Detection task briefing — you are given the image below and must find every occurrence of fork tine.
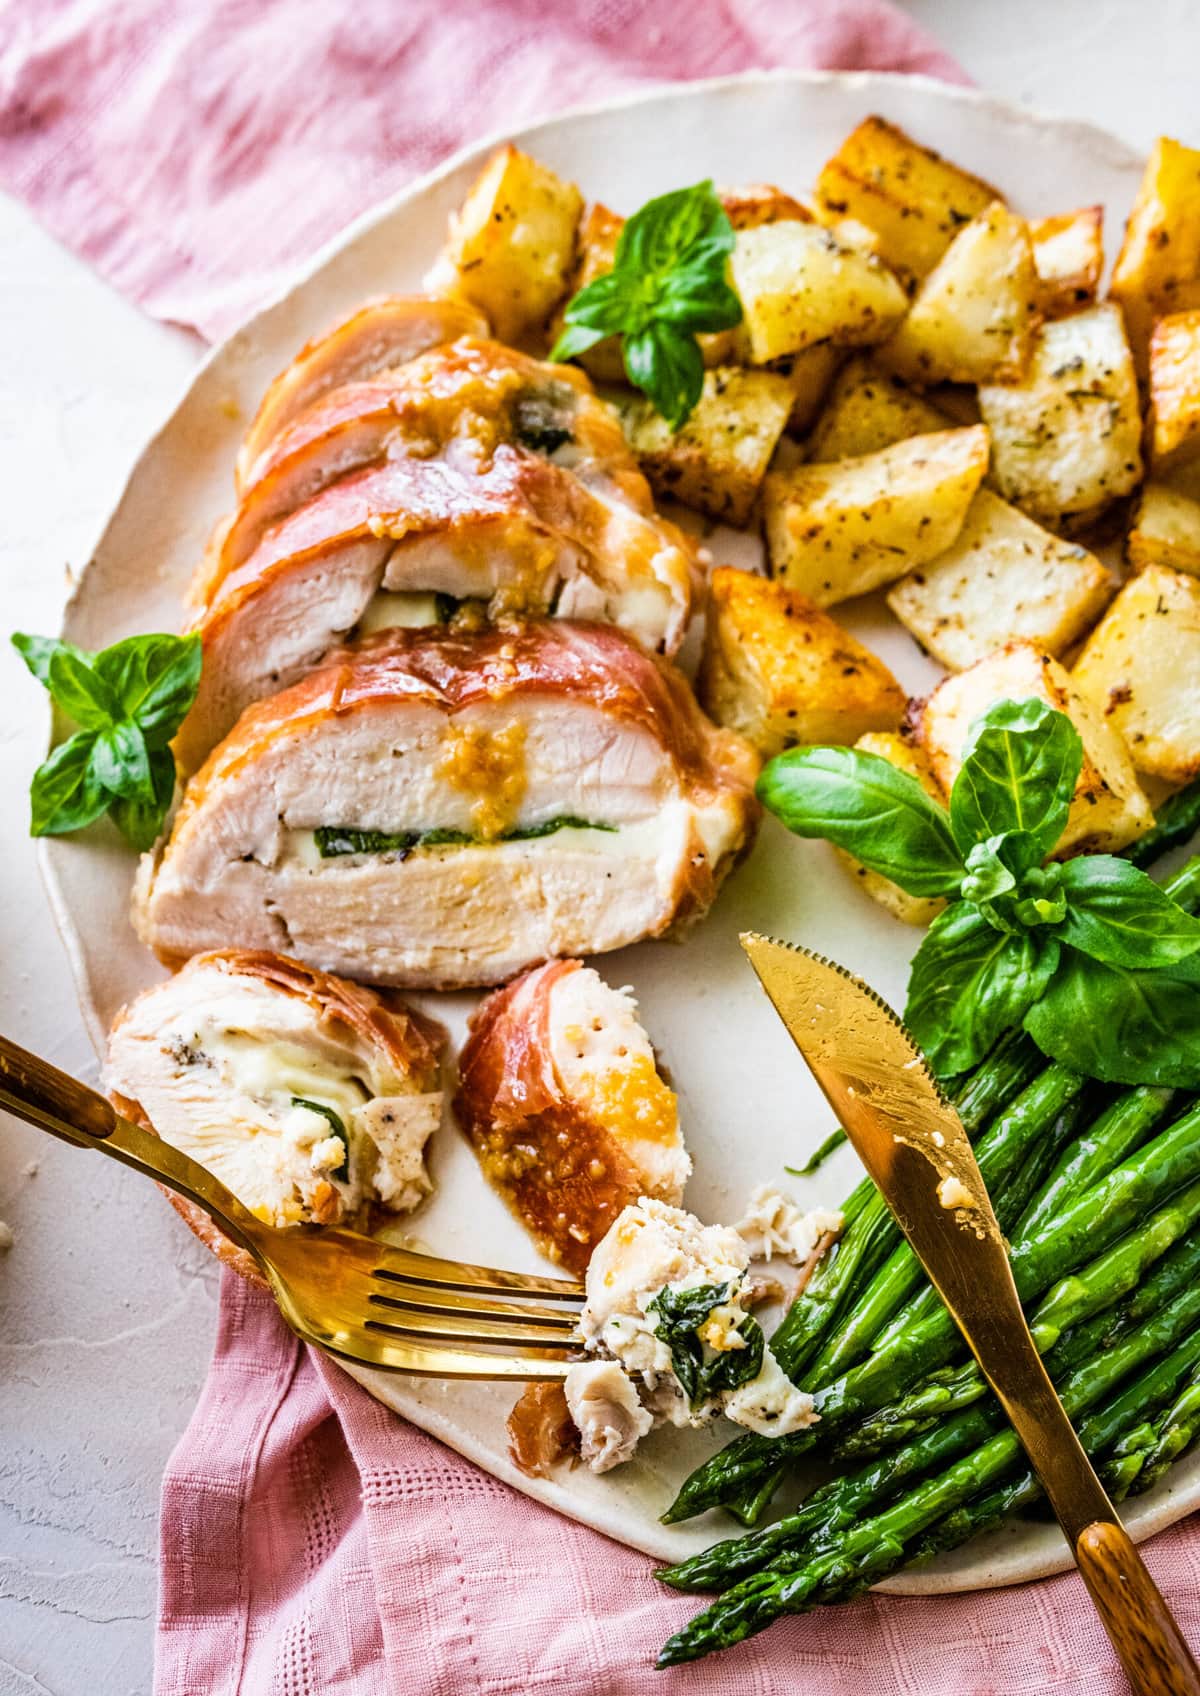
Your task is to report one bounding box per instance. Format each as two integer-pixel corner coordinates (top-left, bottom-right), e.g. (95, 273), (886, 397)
(369, 1286), (580, 1326)
(365, 1305), (582, 1349)
(367, 1240), (584, 1300)
(315, 1328), (575, 1380)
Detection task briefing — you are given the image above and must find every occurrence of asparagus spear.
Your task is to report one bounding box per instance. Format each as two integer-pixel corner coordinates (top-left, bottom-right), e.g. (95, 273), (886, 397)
(1128, 1371), (1200, 1495)
(661, 1215), (1200, 1591)
(659, 1296), (1200, 1663)
(664, 1097), (1200, 1522)
(835, 1176), (1200, 1461)
(1126, 778), (1200, 870)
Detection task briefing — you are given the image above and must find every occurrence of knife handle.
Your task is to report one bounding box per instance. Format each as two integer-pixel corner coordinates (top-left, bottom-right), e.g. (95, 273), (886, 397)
(1075, 1520), (1200, 1696)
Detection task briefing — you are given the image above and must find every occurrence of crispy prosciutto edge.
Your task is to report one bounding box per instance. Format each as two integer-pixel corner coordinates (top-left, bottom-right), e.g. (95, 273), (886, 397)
(107, 949), (445, 1283)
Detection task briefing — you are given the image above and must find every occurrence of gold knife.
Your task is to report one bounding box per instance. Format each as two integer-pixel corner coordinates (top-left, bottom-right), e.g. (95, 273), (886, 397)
(741, 932), (1200, 1696)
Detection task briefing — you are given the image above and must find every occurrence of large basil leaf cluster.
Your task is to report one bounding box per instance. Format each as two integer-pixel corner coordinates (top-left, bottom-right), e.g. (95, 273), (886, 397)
(13, 631), (201, 851)
(759, 699), (1200, 1086)
(552, 181), (743, 430)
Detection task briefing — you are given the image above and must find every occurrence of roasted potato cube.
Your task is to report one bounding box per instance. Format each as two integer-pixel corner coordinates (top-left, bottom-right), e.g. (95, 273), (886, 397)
(770, 343), (843, 436)
(916, 640), (1154, 855)
(432, 145), (583, 345)
(832, 733), (949, 924)
(720, 185), (813, 230)
(1110, 136), (1200, 372)
(1127, 482), (1200, 577)
(619, 368), (794, 526)
(888, 489), (1113, 671)
(699, 566), (905, 757)
(762, 425), (989, 606)
(1148, 310), (1200, 473)
(978, 304), (1143, 532)
(1031, 206), (1104, 319)
(730, 221), (908, 363)
(1073, 564), (1200, 786)
(814, 117), (999, 284)
(806, 356), (948, 461)
(881, 203), (1039, 387)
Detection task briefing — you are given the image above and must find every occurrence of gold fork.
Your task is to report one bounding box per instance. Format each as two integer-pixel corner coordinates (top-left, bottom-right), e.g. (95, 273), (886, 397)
(0, 1032), (583, 1378)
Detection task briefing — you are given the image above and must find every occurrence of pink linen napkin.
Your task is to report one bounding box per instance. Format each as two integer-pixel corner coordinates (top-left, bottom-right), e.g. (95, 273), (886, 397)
(0, 0), (964, 341)
(162, 1272), (1200, 1696)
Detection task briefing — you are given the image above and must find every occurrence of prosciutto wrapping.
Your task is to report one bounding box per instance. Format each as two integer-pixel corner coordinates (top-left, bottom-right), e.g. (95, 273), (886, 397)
(137, 622), (761, 991)
(455, 959), (691, 1273)
(105, 950), (445, 1280)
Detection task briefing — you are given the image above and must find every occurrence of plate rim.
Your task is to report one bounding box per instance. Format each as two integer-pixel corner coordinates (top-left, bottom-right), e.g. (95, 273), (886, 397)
(39, 66), (1190, 1598)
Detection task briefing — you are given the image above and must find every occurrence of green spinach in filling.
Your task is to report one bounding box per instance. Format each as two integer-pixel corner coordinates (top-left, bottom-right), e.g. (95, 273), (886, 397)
(313, 816), (615, 860)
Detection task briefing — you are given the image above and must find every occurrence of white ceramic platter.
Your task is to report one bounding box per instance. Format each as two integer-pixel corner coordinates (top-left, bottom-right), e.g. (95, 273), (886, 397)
(41, 69), (1200, 1591)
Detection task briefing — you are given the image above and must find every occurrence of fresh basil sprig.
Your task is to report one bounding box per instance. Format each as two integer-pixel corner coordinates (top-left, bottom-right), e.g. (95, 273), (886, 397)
(647, 1282), (765, 1407)
(551, 181), (743, 430)
(759, 697), (1200, 1086)
(13, 630), (201, 851)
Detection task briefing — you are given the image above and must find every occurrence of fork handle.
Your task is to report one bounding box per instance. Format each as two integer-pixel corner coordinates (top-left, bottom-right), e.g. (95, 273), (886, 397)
(0, 1031), (262, 1259)
(1075, 1521), (1200, 1696)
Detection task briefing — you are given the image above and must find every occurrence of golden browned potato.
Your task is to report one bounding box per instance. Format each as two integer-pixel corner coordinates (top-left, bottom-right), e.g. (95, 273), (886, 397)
(619, 368), (794, 526)
(806, 357), (948, 462)
(1073, 563), (1200, 787)
(832, 733), (949, 925)
(916, 640), (1154, 855)
(881, 202), (1040, 387)
(1030, 206), (1104, 319)
(1148, 310), (1200, 473)
(888, 490), (1113, 671)
(431, 145), (583, 344)
(730, 221), (908, 363)
(813, 116), (999, 285)
(770, 343), (844, 436)
(719, 184), (813, 230)
(1110, 136), (1200, 372)
(977, 304), (1143, 532)
(762, 425), (989, 606)
(1127, 482), (1200, 577)
(699, 567), (906, 758)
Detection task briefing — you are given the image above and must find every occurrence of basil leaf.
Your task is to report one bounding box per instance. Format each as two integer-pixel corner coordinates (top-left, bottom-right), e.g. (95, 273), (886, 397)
(108, 745), (177, 851)
(552, 180), (741, 429)
(12, 632), (65, 687)
(28, 732), (110, 837)
(626, 323), (705, 433)
(89, 720), (152, 799)
(905, 902), (1058, 1077)
(1025, 948), (1200, 1087)
(616, 181), (733, 276)
(290, 1097), (350, 1182)
(549, 322), (610, 363)
(47, 644), (119, 729)
(950, 699), (1082, 859)
(94, 632), (203, 745)
(758, 746), (964, 898)
(1057, 856), (1200, 968)
(648, 1282), (730, 1404)
(702, 1314), (765, 1398)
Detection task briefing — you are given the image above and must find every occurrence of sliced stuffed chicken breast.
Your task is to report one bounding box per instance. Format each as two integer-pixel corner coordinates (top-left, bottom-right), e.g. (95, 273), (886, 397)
(455, 959), (691, 1273)
(105, 950), (445, 1281)
(138, 623), (760, 991)
(218, 338), (647, 581)
(235, 295), (488, 491)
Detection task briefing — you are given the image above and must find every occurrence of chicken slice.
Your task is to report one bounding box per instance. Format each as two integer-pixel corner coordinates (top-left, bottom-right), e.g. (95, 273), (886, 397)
(105, 949), (445, 1280)
(139, 622), (761, 991)
(456, 960), (691, 1273)
(178, 445), (700, 768)
(563, 1360), (654, 1473)
(235, 295), (487, 490)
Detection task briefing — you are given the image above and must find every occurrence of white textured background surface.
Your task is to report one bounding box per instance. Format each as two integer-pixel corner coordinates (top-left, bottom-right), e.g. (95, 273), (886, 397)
(0, 5), (1197, 1690)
